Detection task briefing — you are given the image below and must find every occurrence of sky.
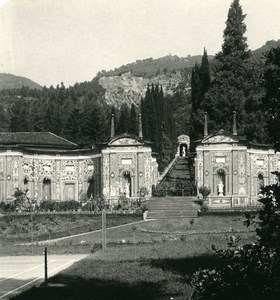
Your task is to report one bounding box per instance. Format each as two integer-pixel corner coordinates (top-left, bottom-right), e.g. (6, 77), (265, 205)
(0, 0), (280, 87)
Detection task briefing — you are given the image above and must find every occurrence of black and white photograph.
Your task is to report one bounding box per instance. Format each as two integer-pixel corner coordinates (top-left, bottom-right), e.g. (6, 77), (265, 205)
(0, 0), (280, 299)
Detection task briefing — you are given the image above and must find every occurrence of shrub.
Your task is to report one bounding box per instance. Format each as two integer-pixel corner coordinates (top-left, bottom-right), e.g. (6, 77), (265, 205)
(198, 185), (211, 199)
(0, 201), (16, 213)
(191, 177), (280, 300)
(38, 200), (80, 212)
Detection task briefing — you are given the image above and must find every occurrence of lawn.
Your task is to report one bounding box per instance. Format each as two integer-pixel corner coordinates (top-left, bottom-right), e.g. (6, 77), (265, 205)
(0, 212), (143, 255)
(8, 214), (258, 299)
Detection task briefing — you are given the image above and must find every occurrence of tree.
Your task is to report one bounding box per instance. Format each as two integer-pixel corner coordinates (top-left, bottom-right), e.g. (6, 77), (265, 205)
(190, 49), (211, 140)
(200, 48), (211, 95)
(117, 103), (130, 135)
(263, 47), (280, 151)
(9, 99), (30, 132)
(65, 106), (85, 144)
(201, 0), (253, 135)
(140, 84), (176, 171)
(0, 104), (10, 131)
(129, 103), (138, 135)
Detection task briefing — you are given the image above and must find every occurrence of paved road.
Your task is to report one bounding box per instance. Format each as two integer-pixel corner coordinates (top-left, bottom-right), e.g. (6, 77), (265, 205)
(0, 254), (88, 299)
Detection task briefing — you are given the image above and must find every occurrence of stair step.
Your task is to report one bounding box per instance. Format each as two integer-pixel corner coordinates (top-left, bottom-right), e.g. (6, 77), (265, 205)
(146, 196), (198, 219)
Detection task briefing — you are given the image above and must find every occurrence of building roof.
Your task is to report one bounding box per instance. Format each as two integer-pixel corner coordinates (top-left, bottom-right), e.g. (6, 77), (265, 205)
(0, 132), (77, 148)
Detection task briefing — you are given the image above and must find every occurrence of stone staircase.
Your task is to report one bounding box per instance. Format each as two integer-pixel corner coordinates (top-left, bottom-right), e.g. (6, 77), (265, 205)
(165, 157), (192, 182)
(145, 196), (198, 219)
(155, 156), (196, 196)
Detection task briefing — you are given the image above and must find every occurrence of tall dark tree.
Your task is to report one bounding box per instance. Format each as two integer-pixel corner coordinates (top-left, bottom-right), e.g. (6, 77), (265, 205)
(117, 103), (130, 135)
(190, 49), (211, 140)
(200, 48), (211, 95)
(65, 105), (85, 144)
(191, 63), (203, 112)
(201, 0), (252, 135)
(9, 99), (30, 132)
(0, 104), (10, 131)
(129, 103), (138, 135)
(263, 47), (280, 150)
(28, 100), (46, 132)
(140, 84), (176, 171)
(141, 91), (150, 140)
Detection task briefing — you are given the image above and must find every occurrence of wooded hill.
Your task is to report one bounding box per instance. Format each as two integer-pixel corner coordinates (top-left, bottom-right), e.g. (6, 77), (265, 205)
(0, 73), (42, 90)
(0, 22), (280, 170)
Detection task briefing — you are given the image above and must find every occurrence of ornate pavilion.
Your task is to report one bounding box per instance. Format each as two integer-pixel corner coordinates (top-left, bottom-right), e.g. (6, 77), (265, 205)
(0, 114), (158, 203)
(195, 112), (280, 207)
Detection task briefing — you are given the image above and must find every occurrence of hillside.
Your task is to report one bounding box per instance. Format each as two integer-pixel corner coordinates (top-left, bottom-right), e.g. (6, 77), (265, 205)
(96, 40), (280, 107)
(98, 70), (189, 106)
(98, 54), (214, 78)
(96, 54), (213, 106)
(0, 73), (42, 90)
(251, 39), (280, 62)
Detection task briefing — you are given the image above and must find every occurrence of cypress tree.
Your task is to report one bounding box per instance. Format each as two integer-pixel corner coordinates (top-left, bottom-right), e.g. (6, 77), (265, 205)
(202, 0), (253, 134)
(263, 47), (280, 150)
(129, 103), (138, 135)
(191, 63), (203, 112)
(117, 103), (130, 135)
(140, 96), (149, 140)
(190, 49), (211, 140)
(200, 48), (211, 95)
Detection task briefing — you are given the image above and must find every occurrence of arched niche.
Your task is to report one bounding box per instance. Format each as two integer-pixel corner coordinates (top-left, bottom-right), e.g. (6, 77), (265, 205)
(42, 177), (51, 201)
(177, 135), (190, 157)
(257, 172), (264, 194)
(87, 176), (95, 199)
(121, 170), (132, 198)
(216, 168), (226, 196)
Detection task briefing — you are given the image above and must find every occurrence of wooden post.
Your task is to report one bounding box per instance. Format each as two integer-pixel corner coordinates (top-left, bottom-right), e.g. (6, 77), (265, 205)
(44, 247), (48, 285)
(102, 209), (106, 252)
(31, 210), (34, 255)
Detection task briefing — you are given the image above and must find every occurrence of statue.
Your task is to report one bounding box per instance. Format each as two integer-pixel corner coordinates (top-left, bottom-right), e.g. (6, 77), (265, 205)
(218, 181), (224, 196)
(25, 189), (30, 200)
(182, 146), (186, 157)
(125, 183), (130, 198)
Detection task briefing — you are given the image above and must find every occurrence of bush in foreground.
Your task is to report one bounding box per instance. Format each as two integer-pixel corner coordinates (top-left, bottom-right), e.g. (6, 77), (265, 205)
(191, 179), (280, 300)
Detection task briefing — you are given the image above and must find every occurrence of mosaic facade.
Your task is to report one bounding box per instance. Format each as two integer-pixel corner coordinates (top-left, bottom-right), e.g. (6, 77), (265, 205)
(196, 131), (280, 208)
(0, 133), (158, 203)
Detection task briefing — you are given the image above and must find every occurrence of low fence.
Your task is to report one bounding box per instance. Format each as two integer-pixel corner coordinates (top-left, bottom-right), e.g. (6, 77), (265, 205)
(200, 205), (262, 216)
(152, 188), (197, 197)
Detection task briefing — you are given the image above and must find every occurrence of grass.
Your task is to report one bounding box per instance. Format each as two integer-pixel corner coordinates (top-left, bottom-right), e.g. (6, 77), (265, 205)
(0, 214), (256, 256)
(5, 214), (258, 299)
(0, 212), (142, 254)
(11, 234), (255, 300)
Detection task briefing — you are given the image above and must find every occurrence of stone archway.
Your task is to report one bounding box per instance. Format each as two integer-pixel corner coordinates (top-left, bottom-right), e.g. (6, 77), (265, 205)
(179, 143), (188, 157)
(177, 135), (190, 157)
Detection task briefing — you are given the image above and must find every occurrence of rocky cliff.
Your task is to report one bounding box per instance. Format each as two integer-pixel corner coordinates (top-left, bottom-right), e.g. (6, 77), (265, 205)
(98, 71), (190, 106)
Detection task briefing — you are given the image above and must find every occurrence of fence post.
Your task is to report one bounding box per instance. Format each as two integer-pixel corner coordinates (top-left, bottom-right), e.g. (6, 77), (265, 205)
(31, 210), (34, 255)
(102, 209), (106, 252)
(44, 247), (48, 285)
